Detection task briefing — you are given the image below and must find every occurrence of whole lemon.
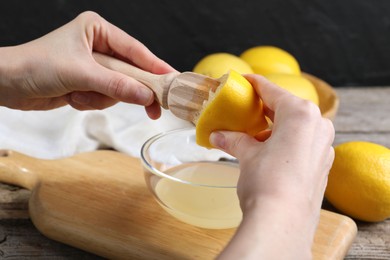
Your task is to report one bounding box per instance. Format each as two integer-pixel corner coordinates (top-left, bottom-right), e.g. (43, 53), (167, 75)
(193, 53), (253, 79)
(325, 141), (390, 222)
(265, 73), (319, 106)
(195, 70), (268, 148)
(240, 46), (301, 76)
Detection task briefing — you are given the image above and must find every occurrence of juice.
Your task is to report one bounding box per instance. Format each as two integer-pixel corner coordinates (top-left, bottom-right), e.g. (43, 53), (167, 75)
(154, 161), (242, 229)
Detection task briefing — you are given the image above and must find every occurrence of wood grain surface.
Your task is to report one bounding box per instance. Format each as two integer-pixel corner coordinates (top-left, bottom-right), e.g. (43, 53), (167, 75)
(1, 87), (389, 259)
(0, 149), (356, 260)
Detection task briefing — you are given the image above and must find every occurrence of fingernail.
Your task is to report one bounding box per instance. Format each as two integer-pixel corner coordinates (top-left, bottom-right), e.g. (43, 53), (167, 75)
(210, 132), (226, 149)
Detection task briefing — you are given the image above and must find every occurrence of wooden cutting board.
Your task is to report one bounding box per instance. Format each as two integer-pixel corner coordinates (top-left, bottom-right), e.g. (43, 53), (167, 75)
(0, 149), (357, 259)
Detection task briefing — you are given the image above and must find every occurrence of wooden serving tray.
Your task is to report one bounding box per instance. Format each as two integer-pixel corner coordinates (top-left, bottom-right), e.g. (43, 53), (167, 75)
(303, 72), (339, 121)
(0, 149), (357, 259)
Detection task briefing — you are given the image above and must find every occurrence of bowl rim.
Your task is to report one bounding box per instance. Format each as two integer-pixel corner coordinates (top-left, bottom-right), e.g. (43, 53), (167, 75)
(140, 127), (238, 188)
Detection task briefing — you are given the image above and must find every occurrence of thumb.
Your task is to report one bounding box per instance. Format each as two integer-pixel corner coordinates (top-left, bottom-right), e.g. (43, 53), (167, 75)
(209, 131), (258, 158)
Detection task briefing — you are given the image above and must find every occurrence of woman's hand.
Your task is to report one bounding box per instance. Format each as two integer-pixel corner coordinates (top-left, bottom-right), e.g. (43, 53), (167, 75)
(212, 74), (335, 259)
(0, 11), (175, 119)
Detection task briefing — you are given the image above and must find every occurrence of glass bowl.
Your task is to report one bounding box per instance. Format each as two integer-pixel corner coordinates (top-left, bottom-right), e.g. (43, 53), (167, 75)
(141, 127), (242, 229)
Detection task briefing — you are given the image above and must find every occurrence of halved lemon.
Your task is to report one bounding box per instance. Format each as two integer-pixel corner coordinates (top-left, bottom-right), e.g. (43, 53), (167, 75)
(194, 70), (268, 148)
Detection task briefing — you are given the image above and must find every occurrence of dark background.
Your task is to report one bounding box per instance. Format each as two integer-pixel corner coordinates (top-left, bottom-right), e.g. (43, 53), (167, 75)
(1, 0), (390, 87)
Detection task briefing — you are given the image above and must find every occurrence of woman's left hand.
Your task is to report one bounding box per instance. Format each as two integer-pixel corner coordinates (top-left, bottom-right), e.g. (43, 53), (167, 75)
(0, 11), (175, 119)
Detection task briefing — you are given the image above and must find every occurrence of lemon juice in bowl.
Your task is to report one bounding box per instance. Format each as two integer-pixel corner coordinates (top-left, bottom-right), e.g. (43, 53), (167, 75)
(141, 128), (242, 229)
(153, 161), (241, 229)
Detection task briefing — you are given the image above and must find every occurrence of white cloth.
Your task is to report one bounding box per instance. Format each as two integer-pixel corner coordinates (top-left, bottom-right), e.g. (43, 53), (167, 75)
(0, 103), (192, 159)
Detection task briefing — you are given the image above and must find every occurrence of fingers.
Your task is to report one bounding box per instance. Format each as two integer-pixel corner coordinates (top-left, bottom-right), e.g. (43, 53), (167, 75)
(82, 11), (175, 74)
(324, 118), (336, 145)
(254, 129), (272, 142)
(66, 91), (162, 119)
(106, 29), (175, 74)
(81, 62), (155, 106)
(245, 74), (295, 115)
(66, 91), (118, 110)
(144, 101), (162, 120)
(84, 60), (168, 119)
(56, 11), (175, 115)
(210, 131), (259, 158)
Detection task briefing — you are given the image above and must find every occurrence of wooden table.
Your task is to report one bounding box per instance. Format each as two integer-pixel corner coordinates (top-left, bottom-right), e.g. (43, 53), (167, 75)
(1, 87), (389, 259)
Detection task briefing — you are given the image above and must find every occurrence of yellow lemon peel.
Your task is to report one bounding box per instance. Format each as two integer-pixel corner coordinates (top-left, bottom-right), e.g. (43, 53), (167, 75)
(240, 45), (301, 76)
(326, 141), (390, 222)
(195, 70), (268, 148)
(193, 53), (253, 79)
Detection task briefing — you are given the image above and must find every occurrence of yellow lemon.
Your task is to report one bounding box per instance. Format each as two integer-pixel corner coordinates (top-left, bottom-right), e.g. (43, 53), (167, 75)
(240, 46), (301, 76)
(265, 73), (319, 106)
(194, 70), (268, 148)
(193, 53), (253, 79)
(325, 141), (390, 222)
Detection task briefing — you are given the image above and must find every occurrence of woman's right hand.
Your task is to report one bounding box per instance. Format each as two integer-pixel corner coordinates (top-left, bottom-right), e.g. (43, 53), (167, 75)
(212, 74), (335, 260)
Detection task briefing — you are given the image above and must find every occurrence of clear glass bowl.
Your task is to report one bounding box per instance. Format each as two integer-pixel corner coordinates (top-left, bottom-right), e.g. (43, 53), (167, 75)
(141, 127), (242, 229)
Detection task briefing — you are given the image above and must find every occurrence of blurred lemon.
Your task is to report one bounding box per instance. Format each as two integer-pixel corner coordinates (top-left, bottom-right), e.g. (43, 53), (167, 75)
(193, 53), (253, 79)
(325, 141), (390, 222)
(240, 46), (301, 76)
(265, 73), (319, 106)
(195, 70), (268, 148)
